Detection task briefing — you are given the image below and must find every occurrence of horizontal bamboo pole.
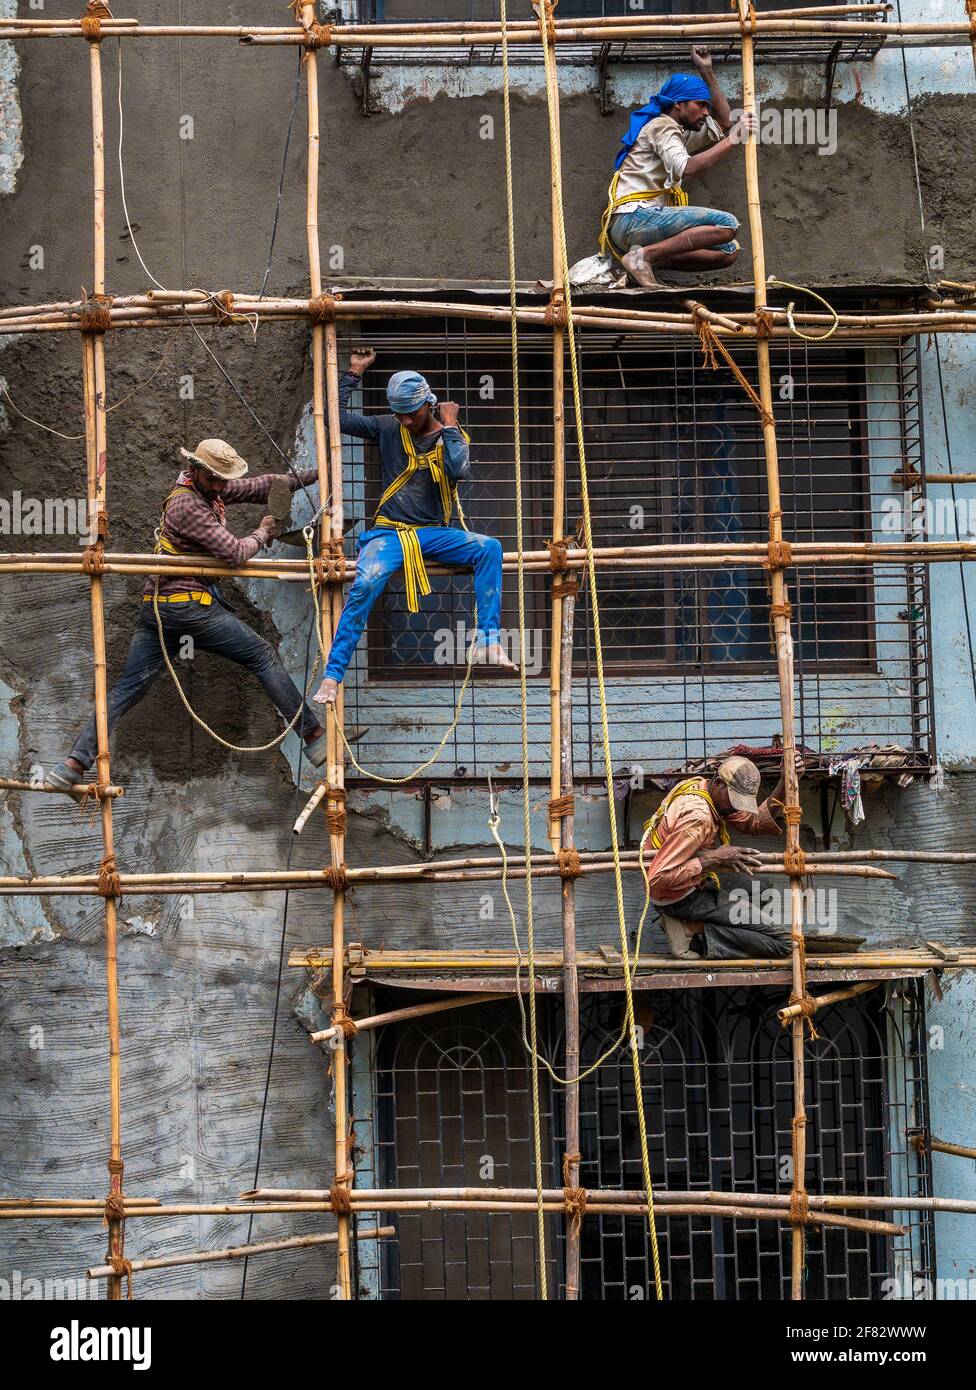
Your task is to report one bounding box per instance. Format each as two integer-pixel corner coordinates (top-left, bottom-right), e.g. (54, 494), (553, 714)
(777, 979), (879, 1024)
(309, 991), (507, 1044)
(290, 947), (976, 971)
(85, 1225), (394, 1280)
(245, 1184), (976, 1217)
(0, 776), (122, 797)
(911, 1134), (976, 1162)
(0, 1196), (159, 1208)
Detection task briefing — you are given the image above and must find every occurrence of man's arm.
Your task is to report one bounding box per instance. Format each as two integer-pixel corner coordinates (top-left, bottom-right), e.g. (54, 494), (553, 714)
(339, 347), (381, 441)
(165, 491), (277, 567)
(436, 401), (471, 484)
(222, 467), (319, 505)
(691, 45), (731, 131)
(643, 813), (715, 900)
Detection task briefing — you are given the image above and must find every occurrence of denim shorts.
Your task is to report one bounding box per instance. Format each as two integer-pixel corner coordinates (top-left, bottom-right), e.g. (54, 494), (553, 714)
(610, 203), (740, 256)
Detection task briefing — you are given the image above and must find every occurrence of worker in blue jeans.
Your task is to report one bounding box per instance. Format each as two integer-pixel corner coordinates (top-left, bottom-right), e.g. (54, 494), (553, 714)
(313, 347), (515, 708)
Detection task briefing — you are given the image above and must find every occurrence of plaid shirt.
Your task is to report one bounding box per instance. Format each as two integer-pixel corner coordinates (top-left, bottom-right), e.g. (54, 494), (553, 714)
(144, 468), (319, 598)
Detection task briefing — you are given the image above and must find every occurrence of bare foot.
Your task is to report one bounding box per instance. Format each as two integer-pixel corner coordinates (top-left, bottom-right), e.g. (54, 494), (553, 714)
(313, 677), (338, 705)
(473, 643), (518, 673)
(622, 247), (660, 288)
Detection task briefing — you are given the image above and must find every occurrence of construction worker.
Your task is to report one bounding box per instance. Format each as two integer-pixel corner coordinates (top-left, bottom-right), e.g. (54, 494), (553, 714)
(46, 439), (334, 796)
(313, 347), (515, 707)
(642, 751), (804, 959)
(600, 46), (755, 287)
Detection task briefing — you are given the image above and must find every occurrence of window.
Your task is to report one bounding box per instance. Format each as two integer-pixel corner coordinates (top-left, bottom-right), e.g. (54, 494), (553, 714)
(346, 324), (880, 680)
(371, 984), (934, 1300)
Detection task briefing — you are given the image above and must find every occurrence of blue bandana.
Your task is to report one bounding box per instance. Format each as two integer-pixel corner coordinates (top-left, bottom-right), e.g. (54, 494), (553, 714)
(386, 370), (437, 414)
(614, 73), (712, 170)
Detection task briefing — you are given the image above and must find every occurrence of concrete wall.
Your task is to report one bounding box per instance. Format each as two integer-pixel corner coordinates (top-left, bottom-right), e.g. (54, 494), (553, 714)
(1, 1), (975, 1299)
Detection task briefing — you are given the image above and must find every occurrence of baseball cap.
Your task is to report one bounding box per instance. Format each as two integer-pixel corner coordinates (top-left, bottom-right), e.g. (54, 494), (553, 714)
(716, 755), (762, 813)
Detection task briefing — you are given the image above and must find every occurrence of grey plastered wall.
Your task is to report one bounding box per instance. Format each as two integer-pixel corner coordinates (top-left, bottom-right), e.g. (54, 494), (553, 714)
(1, 1), (976, 1300)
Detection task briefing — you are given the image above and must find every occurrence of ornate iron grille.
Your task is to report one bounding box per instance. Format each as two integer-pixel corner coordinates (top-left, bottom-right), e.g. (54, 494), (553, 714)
(367, 982), (933, 1300)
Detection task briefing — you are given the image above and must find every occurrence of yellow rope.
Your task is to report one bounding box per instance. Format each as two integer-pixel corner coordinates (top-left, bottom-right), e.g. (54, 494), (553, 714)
(151, 528), (323, 753)
(490, 805), (655, 1087)
(767, 275), (839, 342)
(499, 0), (548, 1299)
(535, 0), (663, 1301)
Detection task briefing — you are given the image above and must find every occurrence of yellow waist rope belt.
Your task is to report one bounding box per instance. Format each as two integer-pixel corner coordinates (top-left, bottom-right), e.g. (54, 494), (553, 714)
(374, 423), (471, 613)
(643, 777), (730, 892)
(151, 483), (220, 606)
(598, 170), (689, 262)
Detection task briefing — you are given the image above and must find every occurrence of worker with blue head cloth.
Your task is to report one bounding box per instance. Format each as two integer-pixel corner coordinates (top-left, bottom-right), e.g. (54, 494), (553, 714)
(599, 47), (756, 287)
(313, 347), (516, 709)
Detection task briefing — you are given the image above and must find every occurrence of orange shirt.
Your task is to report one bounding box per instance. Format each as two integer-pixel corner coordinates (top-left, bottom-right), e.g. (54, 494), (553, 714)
(642, 777), (783, 904)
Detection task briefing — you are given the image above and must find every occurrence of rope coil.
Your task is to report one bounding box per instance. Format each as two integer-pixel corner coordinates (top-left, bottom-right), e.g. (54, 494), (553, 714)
(309, 293), (338, 324)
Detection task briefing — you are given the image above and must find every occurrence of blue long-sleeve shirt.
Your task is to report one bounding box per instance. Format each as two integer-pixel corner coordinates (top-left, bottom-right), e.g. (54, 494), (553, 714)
(339, 370), (471, 528)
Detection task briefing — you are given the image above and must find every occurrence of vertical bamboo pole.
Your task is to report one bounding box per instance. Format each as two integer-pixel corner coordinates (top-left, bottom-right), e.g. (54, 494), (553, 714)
(83, 13), (124, 1302)
(559, 591), (581, 1299)
(535, 0), (581, 1298)
(301, 3), (351, 1300)
(736, 0), (807, 1300)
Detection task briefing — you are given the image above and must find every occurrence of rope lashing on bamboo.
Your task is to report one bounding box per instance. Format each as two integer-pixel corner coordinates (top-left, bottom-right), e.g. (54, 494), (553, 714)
(325, 787), (347, 838)
(103, 1193), (126, 1225)
(81, 1), (111, 42)
(692, 305), (774, 427)
(303, 22), (332, 48)
(107, 1157), (124, 1176)
(769, 602), (792, 620)
(543, 0), (558, 45)
(548, 792), (574, 821)
(562, 1152), (587, 1235)
(782, 803), (803, 827)
(98, 853), (122, 899)
(81, 545), (107, 576)
(79, 295), (113, 333)
(766, 539), (793, 570)
(544, 298), (568, 329)
(309, 293), (338, 324)
(558, 848), (582, 880)
(331, 1004), (358, 1040)
(733, 0), (758, 36)
(329, 1184), (353, 1214)
(767, 275), (840, 342)
(546, 536), (579, 598)
(754, 307), (775, 339)
(109, 1256), (135, 1299)
(789, 1189), (811, 1226)
(314, 538), (346, 586)
(783, 839), (805, 872)
(323, 864), (348, 892)
(213, 291), (237, 327)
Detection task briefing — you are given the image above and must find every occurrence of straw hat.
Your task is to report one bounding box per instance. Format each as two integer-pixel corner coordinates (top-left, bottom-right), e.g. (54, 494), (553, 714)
(179, 439), (249, 479)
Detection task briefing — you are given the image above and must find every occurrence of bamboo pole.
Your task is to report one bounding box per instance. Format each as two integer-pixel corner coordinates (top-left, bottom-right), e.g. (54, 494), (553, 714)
(736, 0), (807, 1300)
(85, 1226), (395, 1280)
(559, 586), (582, 1299)
(81, 17), (125, 1304)
(293, 781), (328, 835)
(0, 776), (123, 797)
(911, 1133), (976, 1162)
(776, 979), (879, 1025)
(309, 991), (502, 1044)
(299, 1), (352, 1302)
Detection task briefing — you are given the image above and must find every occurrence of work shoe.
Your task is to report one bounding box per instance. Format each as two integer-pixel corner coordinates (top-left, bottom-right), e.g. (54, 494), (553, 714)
(303, 726), (368, 767)
(45, 762), (84, 800)
(622, 247), (661, 288)
(472, 642), (518, 673)
(657, 913), (700, 961)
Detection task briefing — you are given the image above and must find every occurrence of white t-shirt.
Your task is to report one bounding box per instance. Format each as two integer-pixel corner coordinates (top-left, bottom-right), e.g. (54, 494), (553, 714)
(614, 112), (724, 211)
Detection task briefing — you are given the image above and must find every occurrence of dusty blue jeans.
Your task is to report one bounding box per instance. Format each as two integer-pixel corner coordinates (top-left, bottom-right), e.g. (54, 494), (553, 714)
(324, 525), (503, 683)
(610, 203), (740, 256)
(69, 598), (320, 769)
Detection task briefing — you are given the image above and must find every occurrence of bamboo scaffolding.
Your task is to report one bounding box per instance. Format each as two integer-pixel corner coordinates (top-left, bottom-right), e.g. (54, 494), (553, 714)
(776, 979), (879, 1025)
(85, 1226), (394, 1281)
(911, 1134), (976, 1162)
(0, 776), (122, 797)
